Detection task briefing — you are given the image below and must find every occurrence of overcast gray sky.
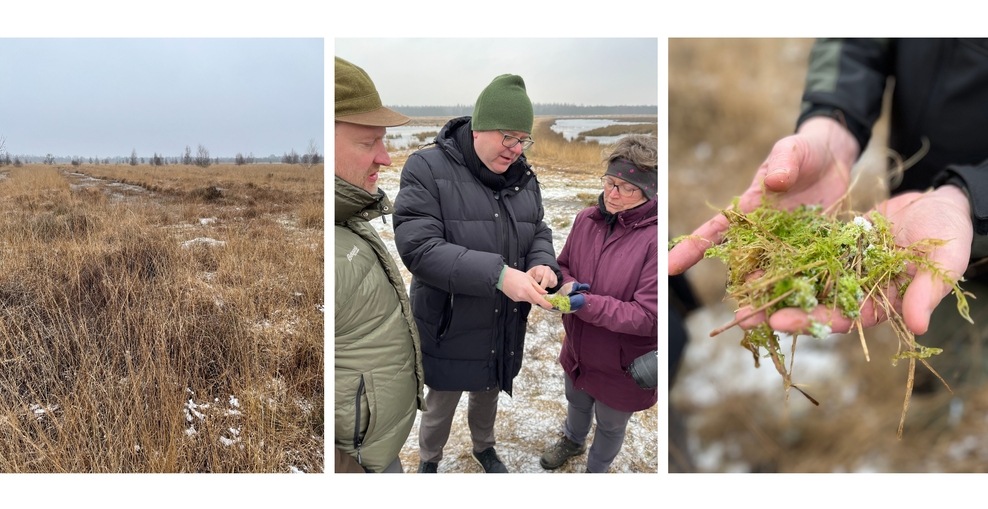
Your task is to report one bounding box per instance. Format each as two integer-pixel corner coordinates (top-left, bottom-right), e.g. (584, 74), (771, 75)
(0, 38), (323, 158)
(335, 38), (657, 107)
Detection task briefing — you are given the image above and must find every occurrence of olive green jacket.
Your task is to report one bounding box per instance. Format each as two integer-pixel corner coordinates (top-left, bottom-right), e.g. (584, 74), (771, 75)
(335, 175), (425, 473)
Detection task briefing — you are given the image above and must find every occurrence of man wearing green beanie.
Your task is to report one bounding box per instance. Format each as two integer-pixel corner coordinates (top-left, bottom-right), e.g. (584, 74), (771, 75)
(393, 74), (562, 473)
(334, 56), (426, 474)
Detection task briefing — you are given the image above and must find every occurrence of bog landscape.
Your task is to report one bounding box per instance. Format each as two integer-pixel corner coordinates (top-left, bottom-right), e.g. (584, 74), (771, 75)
(0, 140), (324, 472)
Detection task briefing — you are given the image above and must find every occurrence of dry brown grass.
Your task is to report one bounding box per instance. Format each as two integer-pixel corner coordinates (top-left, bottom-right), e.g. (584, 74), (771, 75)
(0, 163), (323, 472)
(526, 118), (612, 174)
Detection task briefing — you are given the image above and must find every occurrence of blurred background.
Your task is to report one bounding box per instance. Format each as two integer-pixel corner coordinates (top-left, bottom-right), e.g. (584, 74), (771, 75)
(668, 38), (988, 473)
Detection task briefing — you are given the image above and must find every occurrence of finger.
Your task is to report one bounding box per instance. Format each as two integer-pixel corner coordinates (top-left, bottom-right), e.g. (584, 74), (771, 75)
(531, 288), (552, 309)
(762, 135), (810, 193)
(539, 274), (551, 290)
(669, 214), (728, 275)
(529, 279), (548, 295)
(768, 306), (854, 335)
(735, 306), (767, 330)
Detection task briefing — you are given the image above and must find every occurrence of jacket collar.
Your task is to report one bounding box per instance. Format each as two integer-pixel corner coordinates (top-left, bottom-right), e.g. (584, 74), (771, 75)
(590, 196), (658, 229)
(436, 115), (534, 190)
(335, 175), (393, 224)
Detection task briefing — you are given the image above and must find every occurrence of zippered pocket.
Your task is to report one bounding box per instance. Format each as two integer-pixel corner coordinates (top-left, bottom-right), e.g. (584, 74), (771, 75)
(353, 375), (366, 465)
(436, 293), (454, 343)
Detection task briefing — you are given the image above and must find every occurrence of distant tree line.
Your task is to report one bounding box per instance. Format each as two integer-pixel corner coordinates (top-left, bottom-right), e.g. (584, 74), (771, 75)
(388, 102), (658, 117)
(2, 139), (323, 168)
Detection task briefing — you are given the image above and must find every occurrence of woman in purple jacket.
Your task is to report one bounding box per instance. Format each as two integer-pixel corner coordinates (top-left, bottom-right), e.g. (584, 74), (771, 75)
(539, 134), (659, 473)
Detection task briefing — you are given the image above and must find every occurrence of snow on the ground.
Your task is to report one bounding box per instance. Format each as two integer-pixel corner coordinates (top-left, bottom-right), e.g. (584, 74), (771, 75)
(181, 237), (226, 249)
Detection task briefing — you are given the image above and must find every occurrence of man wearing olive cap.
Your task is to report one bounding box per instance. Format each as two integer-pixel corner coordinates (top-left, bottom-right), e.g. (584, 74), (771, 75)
(334, 56), (425, 473)
(393, 74), (562, 473)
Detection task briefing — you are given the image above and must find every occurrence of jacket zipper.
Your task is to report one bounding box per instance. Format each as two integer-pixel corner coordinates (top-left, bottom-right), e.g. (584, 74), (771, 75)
(354, 375), (365, 464)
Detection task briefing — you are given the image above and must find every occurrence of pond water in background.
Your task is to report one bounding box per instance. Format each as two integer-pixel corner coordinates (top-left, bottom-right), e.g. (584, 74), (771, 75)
(550, 118), (650, 144)
(385, 125), (440, 150)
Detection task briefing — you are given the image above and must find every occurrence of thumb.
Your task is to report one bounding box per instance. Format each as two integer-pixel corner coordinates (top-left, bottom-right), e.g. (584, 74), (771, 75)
(762, 135), (811, 193)
(901, 269), (949, 336)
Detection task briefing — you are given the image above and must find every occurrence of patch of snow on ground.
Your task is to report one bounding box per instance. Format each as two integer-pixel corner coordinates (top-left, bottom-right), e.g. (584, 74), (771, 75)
(182, 237), (226, 249)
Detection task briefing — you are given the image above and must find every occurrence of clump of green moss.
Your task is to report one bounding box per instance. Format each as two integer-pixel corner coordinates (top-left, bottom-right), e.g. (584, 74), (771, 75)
(676, 195), (974, 437)
(545, 294), (570, 312)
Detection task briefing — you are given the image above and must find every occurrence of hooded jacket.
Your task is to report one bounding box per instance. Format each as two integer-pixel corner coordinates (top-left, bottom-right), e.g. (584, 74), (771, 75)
(558, 197), (658, 413)
(393, 116), (560, 395)
(334, 175), (425, 473)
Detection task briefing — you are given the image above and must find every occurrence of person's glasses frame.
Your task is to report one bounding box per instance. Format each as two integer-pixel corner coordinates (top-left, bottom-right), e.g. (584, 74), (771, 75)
(499, 130), (535, 151)
(600, 176), (641, 198)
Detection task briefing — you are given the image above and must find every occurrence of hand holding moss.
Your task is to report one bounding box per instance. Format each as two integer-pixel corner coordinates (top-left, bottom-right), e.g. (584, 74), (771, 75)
(546, 293), (586, 313)
(768, 186), (973, 336)
(546, 282), (589, 313)
(699, 185), (973, 433)
(669, 117), (860, 276)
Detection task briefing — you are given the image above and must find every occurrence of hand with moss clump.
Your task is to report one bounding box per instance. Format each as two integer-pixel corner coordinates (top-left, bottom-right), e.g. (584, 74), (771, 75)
(670, 117), (860, 276)
(546, 282), (589, 313)
(767, 186), (973, 336)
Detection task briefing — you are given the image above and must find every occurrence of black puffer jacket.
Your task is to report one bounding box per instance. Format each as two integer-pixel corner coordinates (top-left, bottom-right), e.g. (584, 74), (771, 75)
(393, 116), (560, 395)
(797, 38), (988, 202)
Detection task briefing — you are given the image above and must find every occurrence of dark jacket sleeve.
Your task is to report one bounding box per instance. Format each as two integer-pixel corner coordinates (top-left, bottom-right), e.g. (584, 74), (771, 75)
(394, 154), (504, 297)
(335, 447), (367, 473)
(933, 157), (988, 237)
(522, 184), (563, 294)
(796, 38), (893, 153)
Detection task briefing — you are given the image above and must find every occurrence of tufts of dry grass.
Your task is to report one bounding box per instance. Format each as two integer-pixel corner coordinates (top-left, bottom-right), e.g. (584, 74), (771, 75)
(526, 118), (611, 174)
(0, 163), (323, 472)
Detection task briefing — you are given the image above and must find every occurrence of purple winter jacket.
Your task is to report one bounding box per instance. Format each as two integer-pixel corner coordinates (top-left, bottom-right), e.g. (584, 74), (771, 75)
(558, 197), (658, 413)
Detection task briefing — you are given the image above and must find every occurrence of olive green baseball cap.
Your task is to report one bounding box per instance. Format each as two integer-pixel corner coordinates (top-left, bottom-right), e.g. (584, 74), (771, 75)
(335, 57), (410, 127)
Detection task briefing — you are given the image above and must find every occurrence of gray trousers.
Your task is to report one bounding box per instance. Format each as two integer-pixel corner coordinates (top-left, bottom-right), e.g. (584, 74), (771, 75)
(418, 387), (499, 463)
(380, 455), (403, 473)
(564, 374), (634, 473)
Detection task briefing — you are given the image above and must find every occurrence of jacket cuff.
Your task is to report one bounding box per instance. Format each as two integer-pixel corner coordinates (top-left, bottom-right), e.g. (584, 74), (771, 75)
(933, 161), (988, 258)
(796, 106), (869, 159)
(496, 265), (508, 291)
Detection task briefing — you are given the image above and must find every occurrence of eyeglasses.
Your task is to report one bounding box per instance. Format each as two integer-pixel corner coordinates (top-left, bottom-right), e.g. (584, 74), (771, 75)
(499, 130), (535, 151)
(601, 176), (641, 198)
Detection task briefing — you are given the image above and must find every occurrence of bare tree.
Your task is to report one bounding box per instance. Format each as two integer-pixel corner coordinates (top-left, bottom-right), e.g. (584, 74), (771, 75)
(194, 144), (211, 168)
(13, 157), (22, 167)
(0, 136), (6, 167)
(150, 152), (164, 166)
(235, 152), (246, 166)
(183, 146), (193, 165)
(130, 149), (138, 166)
(303, 138), (322, 169)
(43, 154), (56, 165)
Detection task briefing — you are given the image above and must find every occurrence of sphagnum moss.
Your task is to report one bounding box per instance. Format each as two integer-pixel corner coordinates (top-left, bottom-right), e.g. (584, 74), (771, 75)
(545, 294), (571, 312)
(672, 196), (973, 437)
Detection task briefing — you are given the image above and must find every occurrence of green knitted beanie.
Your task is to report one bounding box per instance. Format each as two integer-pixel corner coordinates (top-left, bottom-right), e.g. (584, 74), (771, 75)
(472, 74), (534, 133)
